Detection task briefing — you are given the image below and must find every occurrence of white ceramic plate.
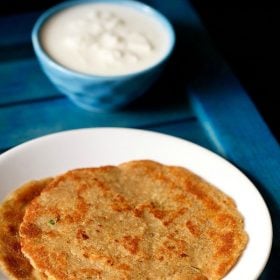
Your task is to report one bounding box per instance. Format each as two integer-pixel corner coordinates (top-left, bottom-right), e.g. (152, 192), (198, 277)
(0, 127), (272, 280)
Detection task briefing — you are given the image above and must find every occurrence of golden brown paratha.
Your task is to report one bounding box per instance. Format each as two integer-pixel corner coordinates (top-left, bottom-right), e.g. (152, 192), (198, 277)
(19, 160), (248, 280)
(0, 179), (52, 280)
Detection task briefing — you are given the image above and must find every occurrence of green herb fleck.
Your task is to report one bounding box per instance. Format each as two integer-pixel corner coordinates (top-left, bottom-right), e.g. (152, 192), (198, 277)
(48, 219), (56, 225)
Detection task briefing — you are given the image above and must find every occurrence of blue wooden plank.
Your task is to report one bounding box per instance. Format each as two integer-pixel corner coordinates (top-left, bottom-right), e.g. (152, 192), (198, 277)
(0, 12), (40, 46)
(147, 118), (217, 153)
(0, 97), (193, 151)
(0, 58), (58, 105)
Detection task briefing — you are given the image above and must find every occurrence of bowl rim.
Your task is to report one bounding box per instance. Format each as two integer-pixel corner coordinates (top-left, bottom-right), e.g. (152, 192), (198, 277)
(32, 0), (176, 80)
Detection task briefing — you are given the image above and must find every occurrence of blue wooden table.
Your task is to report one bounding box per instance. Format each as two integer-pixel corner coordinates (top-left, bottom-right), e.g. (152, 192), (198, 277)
(0, 0), (279, 278)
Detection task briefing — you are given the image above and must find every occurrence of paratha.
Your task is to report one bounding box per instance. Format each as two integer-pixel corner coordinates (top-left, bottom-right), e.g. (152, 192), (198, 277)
(19, 160), (248, 280)
(0, 179), (52, 280)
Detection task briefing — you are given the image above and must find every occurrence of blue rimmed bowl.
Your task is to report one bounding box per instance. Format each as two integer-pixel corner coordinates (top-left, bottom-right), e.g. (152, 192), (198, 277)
(32, 0), (175, 111)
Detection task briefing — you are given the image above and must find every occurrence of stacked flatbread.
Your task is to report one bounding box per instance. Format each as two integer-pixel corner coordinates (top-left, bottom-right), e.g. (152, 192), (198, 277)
(0, 160), (248, 280)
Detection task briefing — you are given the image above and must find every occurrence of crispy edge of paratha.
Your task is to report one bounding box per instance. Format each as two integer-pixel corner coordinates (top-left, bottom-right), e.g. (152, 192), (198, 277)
(0, 178), (52, 280)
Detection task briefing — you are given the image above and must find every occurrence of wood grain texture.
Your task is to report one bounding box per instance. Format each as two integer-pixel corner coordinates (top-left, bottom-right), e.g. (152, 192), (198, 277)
(0, 59), (58, 105)
(0, 97), (194, 151)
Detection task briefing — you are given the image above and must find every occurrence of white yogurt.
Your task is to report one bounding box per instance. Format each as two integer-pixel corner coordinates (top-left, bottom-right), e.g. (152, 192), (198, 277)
(40, 2), (171, 76)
